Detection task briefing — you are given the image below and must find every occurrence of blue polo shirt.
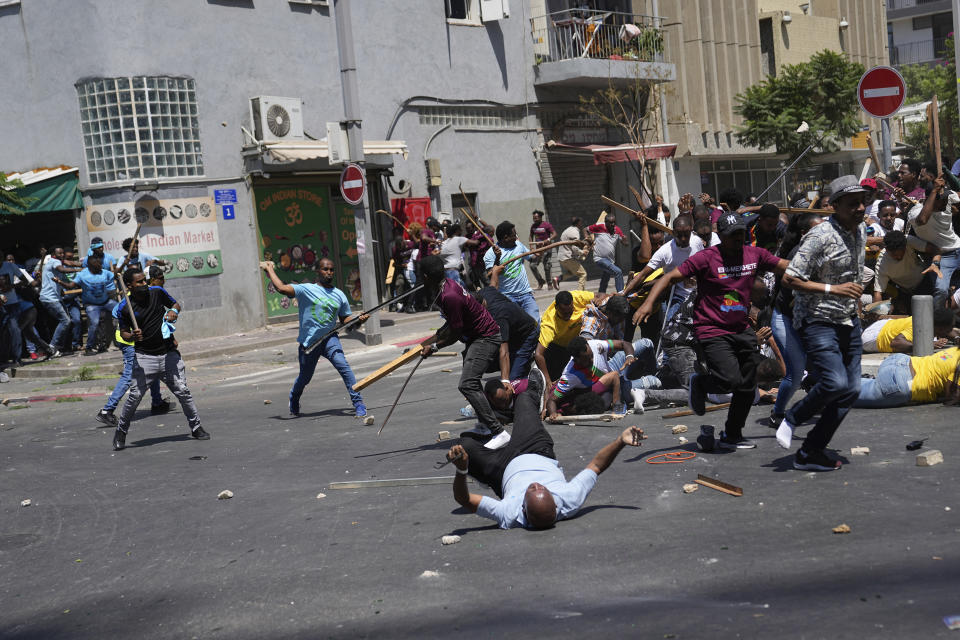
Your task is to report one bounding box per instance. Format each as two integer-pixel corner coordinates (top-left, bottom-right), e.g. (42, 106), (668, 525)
(293, 283), (351, 347)
(482, 242), (532, 297)
(75, 268), (116, 305)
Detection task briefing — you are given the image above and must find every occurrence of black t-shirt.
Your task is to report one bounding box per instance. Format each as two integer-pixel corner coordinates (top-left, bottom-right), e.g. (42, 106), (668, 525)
(119, 288), (177, 355)
(478, 286), (537, 351)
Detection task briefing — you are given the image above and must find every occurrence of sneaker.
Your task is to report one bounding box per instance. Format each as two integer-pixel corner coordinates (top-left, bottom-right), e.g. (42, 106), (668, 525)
(630, 388), (646, 414)
(44, 350), (61, 361)
(83, 349), (97, 357)
(353, 402), (367, 418)
(527, 366), (545, 399)
(776, 418), (795, 449)
(0, 371), (9, 383)
(289, 396), (301, 417)
(552, 276), (560, 289)
(484, 430), (512, 450)
(793, 448), (841, 471)
(767, 410), (784, 429)
(150, 399), (172, 415)
(697, 425), (715, 452)
(611, 402), (627, 416)
(191, 425), (211, 440)
(718, 431), (757, 450)
(687, 373), (706, 416)
(29, 352), (39, 361)
(96, 409), (118, 428)
(112, 428), (126, 451)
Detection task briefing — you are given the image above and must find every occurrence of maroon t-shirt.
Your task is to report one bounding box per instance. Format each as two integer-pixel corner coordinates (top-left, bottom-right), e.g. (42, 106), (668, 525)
(416, 228), (436, 263)
(530, 221), (555, 243)
(677, 245), (780, 340)
(438, 278), (500, 342)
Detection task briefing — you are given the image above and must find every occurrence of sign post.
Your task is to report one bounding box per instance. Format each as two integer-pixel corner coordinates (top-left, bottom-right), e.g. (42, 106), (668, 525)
(857, 66), (906, 176)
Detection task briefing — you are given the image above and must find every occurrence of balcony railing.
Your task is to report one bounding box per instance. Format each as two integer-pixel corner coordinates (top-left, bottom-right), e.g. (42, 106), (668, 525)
(887, 0), (946, 10)
(530, 9), (666, 65)
(891, 36), (948, 65)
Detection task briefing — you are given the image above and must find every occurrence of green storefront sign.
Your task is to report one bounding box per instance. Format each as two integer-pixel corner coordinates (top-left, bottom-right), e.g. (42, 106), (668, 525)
(255, 185), (360, 319)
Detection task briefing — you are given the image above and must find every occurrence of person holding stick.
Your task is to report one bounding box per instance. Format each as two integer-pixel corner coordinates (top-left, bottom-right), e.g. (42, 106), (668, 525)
(586, 213), (627, 294)
(111, 269), (207, 451)
(906, 175), (960, 309)
(557, 217), (588, 290)
(483, 221), (539, 320)
(635, 213), (788, 452)
(419, 255), (512, 450)
(260, 258), (370, 419)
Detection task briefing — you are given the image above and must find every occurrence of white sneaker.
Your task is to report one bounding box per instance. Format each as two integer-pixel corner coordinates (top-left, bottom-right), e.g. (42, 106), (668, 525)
(631, 388), (646, 414)
(484, 430), (512, 450)
(776, 418), (795, 449)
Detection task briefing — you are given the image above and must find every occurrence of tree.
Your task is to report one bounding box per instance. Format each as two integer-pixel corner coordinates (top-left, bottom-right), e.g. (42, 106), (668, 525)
(899, 35), (958, 165)
(0, 173), (33, 220)
(734, 50), (865, 161)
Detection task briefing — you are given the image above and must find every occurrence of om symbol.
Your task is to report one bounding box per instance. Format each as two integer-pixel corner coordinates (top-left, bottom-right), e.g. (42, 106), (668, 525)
(285, 203), (304, 228)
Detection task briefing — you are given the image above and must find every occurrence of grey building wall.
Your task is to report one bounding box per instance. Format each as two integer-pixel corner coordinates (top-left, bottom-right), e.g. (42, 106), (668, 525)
(0, 0), (550, 338)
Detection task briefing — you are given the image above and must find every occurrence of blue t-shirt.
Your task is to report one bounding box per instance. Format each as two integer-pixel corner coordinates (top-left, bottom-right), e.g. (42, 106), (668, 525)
(293, 283), (351, 347)
(124, 252), (157, 270)
(482, 242), (532, 298)
(0, 262), (22, 306)
(75, 268), (117, 305)
(475, 454), (598, 529)
(82, 251), (118, 270)
(39, 258), (64, 303)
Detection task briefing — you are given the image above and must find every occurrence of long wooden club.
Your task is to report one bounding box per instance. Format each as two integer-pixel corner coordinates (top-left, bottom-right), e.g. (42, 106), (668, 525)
(500, 240), (583, 267)
(601, 196), (672, 234)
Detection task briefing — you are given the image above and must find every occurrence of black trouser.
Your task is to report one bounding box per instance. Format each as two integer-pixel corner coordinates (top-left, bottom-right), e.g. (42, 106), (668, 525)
(461, 381), (556, 497)
(698, 330), (763, 439)
(543, 342), (570, 381)
(460, 336), (505, 432)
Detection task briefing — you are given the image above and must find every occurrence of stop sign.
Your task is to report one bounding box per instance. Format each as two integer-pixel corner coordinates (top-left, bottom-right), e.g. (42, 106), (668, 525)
(339, 163), (366, 205)
(857, 66), (906, 119)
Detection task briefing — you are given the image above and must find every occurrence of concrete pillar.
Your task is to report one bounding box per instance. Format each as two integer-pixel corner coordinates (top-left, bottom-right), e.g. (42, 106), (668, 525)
(911, 295), (934, 357)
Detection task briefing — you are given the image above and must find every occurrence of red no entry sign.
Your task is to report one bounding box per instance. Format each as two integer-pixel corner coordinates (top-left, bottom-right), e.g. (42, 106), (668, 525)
(340, 163), (366, 205)
(857, 66), (906, 119)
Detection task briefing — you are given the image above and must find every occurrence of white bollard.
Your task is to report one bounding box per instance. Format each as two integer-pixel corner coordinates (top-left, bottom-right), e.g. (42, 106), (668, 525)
(911, 295), (934, 357)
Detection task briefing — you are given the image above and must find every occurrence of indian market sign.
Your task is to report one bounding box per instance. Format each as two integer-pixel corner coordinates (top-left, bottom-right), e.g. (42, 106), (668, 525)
(85, 196), (223, 278)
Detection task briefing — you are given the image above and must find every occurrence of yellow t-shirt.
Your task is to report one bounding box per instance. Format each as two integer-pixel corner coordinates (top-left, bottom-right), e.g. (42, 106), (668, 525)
(538, 290), (595, 348)
(910, 347), (960, 403)
(876, 317), (913, 353)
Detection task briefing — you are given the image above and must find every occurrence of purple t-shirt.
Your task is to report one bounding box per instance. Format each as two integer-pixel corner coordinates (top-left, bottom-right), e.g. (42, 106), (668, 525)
(438, 278), (500, 342)
(677, 245), (780, 340)
(530, 221), (555, 243)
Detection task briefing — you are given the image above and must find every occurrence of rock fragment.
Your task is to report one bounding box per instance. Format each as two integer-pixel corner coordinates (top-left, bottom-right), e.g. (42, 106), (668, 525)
(20, 499), (31, 507)
(441, 535), (461, 545)
(849, 446), (869, 456)
(917, 450), (943, 466)
(217, 490), (234, 500)
(682, 484), (698, 494)
(671, 425), (688, 434)
(832, 523), (851, 534)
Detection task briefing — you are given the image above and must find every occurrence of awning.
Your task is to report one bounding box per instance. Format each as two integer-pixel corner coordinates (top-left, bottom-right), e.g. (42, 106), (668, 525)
(251, 140), (409, 164)
(2, 166), (83, 213)
(545, 141), (677, 165)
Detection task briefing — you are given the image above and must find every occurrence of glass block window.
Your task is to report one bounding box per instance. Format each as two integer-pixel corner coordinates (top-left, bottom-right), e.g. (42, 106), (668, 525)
(76, 76), (203, 184)
(417, 106), (526, 129)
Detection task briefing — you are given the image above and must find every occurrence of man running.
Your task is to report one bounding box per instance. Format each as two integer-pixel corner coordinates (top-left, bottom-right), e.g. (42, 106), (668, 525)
(260, 258), (370, 420)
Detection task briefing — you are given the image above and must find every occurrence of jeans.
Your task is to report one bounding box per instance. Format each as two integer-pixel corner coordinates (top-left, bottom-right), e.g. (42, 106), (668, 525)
(117, 350), (200, 432)
(63, 297), (82, 346)
(934, 248), (960, 308)
(41, 300), (71, 351)
(608, 338), (658, 390)
(698, 330), (765, 438)
(854, 353), (912, 408)
(84, 300), (117, 350)
(291, 335), (362, 408)
(460, 336), (505, 431)
(509, 324), (541, 380)
(1, 305), (22, 363)
(104, 343), (164, 411)
(594, 257), (623, 293)
(786, 318), (862, 452)
(771, 309), (805, 416)
(505, 291), (540, 321)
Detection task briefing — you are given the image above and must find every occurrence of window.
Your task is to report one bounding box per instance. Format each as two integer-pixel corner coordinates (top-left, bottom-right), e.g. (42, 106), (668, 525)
(76, 76), (204, 184)
(446, 0), (479, 24)
(912, 15), (932, 30)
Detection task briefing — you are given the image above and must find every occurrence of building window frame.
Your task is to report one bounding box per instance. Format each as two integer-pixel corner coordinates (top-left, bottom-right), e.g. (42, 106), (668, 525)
(446, 0), (481, 26)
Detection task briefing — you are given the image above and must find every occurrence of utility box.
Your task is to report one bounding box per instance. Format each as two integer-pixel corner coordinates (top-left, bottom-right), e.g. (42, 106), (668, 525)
(426, 158), (442, 187)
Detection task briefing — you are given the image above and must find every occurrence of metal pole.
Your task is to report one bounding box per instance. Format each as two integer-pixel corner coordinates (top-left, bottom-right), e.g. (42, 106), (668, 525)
(333, 0), (381, 345)
(881, 117), (892, 176)
(911, 294), (934, 357)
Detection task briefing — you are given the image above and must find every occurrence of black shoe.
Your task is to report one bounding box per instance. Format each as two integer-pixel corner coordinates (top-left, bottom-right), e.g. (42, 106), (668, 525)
(697, 425), (715, 452)
(150, 400), (172, 415)
(191, 425), (210, 440)
(687, 373), (706, 416)
(793, 448), (841, 471)
(83, 349), (97, 357)
(527, 366), (545, 398)
(112, 428), (126, 451)
(96, 409), (118, 428)
(767, 410), (785, 429)
(718, 431), (757, 450)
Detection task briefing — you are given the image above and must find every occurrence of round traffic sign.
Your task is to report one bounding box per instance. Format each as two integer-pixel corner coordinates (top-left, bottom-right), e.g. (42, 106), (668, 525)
(339, 163), (366, 205)
(857, 66), (906, 119)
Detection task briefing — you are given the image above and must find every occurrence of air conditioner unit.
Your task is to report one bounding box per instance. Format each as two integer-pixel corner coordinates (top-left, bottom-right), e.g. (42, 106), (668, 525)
(250, 96), (304, 142)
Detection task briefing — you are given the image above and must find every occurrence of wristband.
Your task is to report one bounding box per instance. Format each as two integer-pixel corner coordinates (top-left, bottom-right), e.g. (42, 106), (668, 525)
(501, 379), (511, 384)
(456, 467), (468, 475)
(824, 283), (831, 294)
(169, 308), (179, 315)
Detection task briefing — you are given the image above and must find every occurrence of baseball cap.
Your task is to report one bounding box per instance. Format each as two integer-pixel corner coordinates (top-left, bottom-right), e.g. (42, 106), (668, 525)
(828, 175), (867, 204)
(716, 212), (748, 236)
(859, 178), (878, 190)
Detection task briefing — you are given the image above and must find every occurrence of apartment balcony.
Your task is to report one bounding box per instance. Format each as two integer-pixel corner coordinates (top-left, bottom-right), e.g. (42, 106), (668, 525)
(891, 36), (949, 66)
(886, 0), (952, 20)
(529, 9), (675, 89)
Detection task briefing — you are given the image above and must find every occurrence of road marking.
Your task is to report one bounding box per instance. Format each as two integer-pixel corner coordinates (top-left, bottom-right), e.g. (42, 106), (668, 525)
(863, 87), (900, 98)
(218, 366), (294, 387)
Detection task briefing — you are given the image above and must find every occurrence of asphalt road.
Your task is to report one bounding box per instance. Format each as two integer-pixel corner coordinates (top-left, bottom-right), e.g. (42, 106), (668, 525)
(2, 342), (959, 639)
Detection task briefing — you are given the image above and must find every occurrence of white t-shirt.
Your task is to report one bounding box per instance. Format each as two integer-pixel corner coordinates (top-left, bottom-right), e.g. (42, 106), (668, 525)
(874, 236), (927, 293)
(406, 248), (419, 272)
(558, 226), (582, 261)
(870, 218), (904, 237)
(440, 236), (469, 270)
(647, 234), (704, 297)
(908, 203), (960, 251)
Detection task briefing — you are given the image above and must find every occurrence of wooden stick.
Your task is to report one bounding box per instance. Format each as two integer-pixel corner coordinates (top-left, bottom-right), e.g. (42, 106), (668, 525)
(378, 354), (427, 435)
(601, 196), (672, 234)
(354, 346), (424, 391)
(375, 209), (409, 232)
(661, 402), (731, 419)
(866, 131), (883, 176)
(329, 476), (473, 489)
(500, 240), (582, 267)
(304, 284), (425, 354)
(779, 207), (833, 215)
(931, 94), (942, 173)
(875, 176), (920, 206)
(547, 413), (626, 423)
(695, 474), (743, 497)
(114, 273), (139, 332)
(458, 206), (496, 248)
(62, 288), (81, 295)
(115, 223), (143, 274)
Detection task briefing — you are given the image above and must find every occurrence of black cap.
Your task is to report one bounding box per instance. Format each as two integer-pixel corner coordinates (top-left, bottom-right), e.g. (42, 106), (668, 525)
(716, 212), (748, 236)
